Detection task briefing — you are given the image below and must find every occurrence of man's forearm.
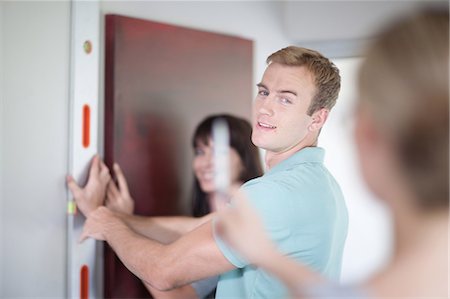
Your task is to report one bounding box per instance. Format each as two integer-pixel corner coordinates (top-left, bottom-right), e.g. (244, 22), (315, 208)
(144, 280), (198, 299)
(104, 218), (175, 290)
(102, 214), (231, 292)
(119, 213), (214, 244)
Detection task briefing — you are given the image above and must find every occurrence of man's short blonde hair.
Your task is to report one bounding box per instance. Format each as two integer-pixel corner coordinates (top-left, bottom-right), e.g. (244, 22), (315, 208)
(267, 46), (341, 116)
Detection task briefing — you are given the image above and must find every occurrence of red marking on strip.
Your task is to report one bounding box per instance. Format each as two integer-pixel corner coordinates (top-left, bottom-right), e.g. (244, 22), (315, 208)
(80, 264), (89, 299)
(82, 105), (90, 148)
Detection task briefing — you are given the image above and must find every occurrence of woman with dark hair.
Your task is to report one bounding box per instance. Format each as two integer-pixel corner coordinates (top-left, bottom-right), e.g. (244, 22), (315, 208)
(106, 114), (263, 298)
(191, 114), (263, 217)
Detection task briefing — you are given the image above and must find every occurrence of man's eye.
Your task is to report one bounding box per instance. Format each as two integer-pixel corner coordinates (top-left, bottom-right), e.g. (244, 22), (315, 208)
(280, 98), (292, 104)
(258, 90), (269, 96)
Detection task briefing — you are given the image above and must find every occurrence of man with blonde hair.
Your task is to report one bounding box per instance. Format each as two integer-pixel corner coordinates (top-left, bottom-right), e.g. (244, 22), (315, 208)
(69, 46), (348, 299)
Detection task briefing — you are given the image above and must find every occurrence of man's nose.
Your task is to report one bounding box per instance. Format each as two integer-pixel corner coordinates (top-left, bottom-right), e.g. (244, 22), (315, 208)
(257, 97), (275, 116)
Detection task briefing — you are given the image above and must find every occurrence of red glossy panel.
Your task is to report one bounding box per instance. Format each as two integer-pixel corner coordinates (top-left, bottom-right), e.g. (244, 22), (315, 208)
(104, 14), (253, 298)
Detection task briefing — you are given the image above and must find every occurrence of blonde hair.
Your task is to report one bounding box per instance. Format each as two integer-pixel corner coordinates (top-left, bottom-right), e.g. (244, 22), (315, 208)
(267, 46), (341, 115)
(359, 9), (449, 210)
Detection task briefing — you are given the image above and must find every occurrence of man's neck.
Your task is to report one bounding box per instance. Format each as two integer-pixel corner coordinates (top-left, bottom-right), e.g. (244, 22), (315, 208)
(265, 141), (317, 170)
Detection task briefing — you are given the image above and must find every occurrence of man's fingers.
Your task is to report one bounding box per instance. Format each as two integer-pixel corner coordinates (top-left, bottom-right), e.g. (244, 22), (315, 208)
(100, 160), (111, 180)
(79, 227), (89, 243)
(109, 181), (119, 195)
(114, 163), (130, 195)
(107, 181), (120, 200)
(66, 174), (75, 186)
(89, 155), (100, 178)
(100, 159), (108, 172)
(67, 175), (82, 197)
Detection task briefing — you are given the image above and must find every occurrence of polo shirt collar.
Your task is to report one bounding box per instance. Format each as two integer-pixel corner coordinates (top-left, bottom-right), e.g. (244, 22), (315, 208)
(265, 147), (325, 175)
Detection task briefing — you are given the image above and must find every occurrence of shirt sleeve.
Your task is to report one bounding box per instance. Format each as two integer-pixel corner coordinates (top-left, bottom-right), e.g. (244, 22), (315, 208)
(191, 276), (219, 299)
(213, 179), (293, 268)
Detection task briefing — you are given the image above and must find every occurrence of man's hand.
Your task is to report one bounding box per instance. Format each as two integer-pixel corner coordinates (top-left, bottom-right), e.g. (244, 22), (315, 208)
(79, 206), (125, 242)
(67, 155), (111, 217)
(106, 163), (135, 215)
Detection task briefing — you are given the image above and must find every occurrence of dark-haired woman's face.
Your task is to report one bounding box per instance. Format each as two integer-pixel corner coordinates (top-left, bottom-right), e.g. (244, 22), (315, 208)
(193, 139), (243, 195)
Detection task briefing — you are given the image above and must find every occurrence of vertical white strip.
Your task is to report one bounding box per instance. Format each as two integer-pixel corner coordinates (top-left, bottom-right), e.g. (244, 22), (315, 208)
(68, 1), (100, 298)
(212, 119), (230, 195)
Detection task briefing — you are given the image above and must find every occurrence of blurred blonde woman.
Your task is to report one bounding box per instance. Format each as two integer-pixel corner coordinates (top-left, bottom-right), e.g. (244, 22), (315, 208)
(216, 8), (448, 298)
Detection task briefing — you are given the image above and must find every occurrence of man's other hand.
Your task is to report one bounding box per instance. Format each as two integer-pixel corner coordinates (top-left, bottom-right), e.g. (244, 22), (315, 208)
(67, 155), (111, 217)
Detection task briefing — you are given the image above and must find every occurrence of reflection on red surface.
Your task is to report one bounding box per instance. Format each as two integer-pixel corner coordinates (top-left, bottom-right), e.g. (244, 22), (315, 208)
(104, 14), (252, 298)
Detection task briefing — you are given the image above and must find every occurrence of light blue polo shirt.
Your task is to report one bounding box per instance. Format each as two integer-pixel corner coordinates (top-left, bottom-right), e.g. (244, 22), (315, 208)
(213, 147), (348, 299)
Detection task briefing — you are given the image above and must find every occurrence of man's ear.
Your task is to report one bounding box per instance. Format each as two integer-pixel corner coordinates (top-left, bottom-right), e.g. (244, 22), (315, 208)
(309, 108), (329, 131)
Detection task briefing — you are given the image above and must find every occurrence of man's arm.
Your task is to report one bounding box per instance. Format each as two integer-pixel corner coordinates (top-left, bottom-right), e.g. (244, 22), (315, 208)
(105, 161), (214, 244)
(68, 158), (213, 244)
(144, 281), (199, 299)
(81, 207), (234, 291)
(119, 213), (215, 244)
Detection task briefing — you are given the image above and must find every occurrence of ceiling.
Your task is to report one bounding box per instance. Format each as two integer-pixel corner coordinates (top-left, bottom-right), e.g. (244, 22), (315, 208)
(281, 0), (448, 58)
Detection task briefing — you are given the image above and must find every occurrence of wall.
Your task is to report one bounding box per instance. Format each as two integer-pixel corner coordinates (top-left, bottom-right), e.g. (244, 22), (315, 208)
(0, 2), (71, 297)
(323, 58), (393, 284)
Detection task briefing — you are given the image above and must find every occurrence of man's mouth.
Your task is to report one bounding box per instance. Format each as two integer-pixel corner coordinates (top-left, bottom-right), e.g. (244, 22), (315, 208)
(257, 122), (276, 129)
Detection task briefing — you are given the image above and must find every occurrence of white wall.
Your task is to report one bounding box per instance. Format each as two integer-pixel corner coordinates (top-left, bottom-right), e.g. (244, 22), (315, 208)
(322, 58), (393, 284)
(0, 2), (71, 297)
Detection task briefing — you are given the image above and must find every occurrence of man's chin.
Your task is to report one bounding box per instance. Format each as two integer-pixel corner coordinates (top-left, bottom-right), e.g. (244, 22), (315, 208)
(252, 138), (272, 150)
(251, 135), (266, 149)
